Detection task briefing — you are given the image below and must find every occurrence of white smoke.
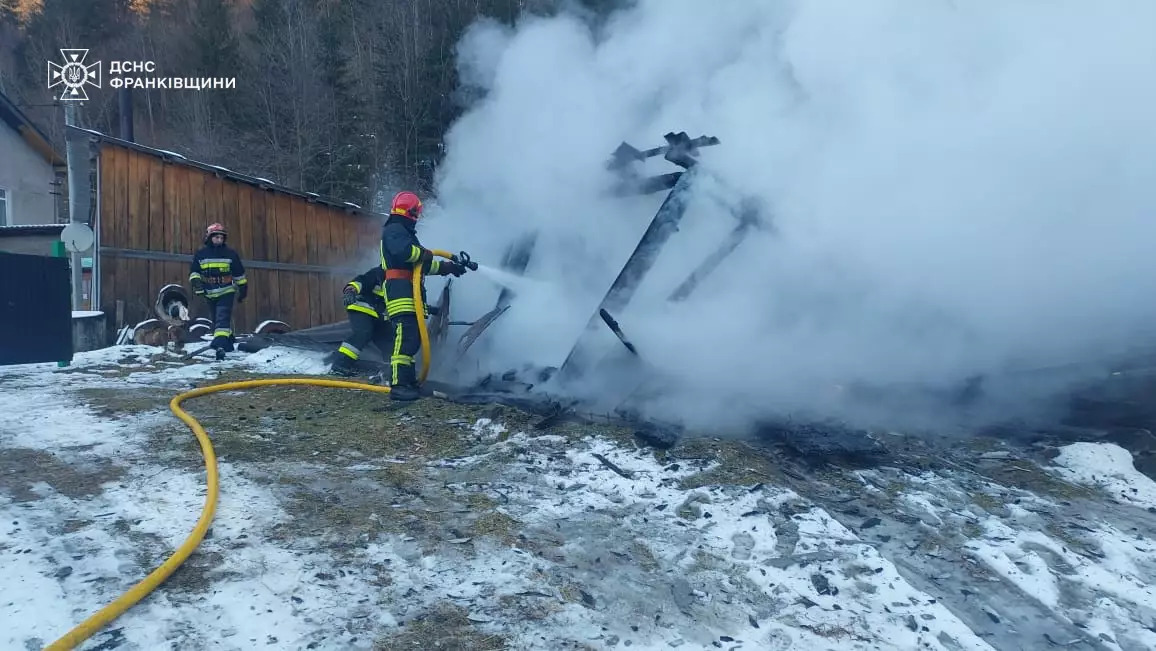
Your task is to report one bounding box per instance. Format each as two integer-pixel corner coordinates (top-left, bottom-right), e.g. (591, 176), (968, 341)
(417, 0), (1156, 432)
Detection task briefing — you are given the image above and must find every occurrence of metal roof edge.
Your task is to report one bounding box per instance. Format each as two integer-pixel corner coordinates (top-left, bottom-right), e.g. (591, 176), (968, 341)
(66, 125), (388, 220)
(0, 224), (68, 236)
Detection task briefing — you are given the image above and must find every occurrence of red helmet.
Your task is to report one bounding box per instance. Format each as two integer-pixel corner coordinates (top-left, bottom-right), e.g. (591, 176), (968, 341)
(205, 223), (227, 243)
(390, 191), (423, 220)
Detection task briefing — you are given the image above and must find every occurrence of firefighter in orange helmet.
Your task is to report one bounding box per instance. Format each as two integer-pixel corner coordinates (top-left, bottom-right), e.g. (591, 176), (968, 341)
(379, 190), (469, 400)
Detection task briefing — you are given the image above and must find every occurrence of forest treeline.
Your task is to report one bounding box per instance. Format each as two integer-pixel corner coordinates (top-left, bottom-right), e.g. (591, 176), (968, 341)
(0, 0), (616, 209)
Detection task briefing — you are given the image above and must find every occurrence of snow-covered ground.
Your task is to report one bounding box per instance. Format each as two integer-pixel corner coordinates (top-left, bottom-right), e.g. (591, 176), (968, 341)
(2, 345), (1155, 650)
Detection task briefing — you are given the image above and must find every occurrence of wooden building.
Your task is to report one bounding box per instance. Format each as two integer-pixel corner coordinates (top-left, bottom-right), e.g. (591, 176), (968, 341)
(66, 126), (384, 337)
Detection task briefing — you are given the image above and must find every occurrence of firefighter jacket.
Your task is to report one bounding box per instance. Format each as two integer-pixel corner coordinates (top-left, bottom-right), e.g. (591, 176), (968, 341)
(189, 244), (247, 299)
(379, 215), (451, 317)
(345, 266), (386, 319)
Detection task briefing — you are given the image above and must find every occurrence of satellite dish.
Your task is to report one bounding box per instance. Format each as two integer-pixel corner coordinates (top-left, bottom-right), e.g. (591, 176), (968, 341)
(61, 222), (94, 253)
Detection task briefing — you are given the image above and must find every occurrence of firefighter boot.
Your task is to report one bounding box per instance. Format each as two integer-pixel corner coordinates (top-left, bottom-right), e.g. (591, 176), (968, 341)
(329, 353), (358, 378)
(389, 361), (420, 402)
(390, 383), (420, 401)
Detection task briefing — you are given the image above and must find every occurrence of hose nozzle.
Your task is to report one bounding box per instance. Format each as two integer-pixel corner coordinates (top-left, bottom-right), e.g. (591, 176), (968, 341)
(455, 251), (479, 271)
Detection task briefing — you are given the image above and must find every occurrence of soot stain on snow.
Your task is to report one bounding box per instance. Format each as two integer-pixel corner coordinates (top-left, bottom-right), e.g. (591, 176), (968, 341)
(0, 449), (125, 503)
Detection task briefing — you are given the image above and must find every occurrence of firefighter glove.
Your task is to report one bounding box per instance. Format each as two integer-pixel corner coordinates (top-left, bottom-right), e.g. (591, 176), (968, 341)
(191, 277), (205, 295)
(440, 261), (466, 277)
(342, 285), (358, 307)
(238, 284), (248, 304)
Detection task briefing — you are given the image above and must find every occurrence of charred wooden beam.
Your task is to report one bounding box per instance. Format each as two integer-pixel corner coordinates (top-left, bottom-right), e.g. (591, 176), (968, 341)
(610, 172), (683, 197)
(606, 132), (720, 171)
(599, 308), (639, 356)
(558, 165), (701, 380)
(667, 197), (765, 302)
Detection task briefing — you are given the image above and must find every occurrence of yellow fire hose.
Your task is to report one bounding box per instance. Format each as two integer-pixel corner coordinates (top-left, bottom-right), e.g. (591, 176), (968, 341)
(45, 251), (457, 650)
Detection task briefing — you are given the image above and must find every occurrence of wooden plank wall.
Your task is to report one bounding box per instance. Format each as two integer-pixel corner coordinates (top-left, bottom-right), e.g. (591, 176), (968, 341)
(97, 142), (383, 334)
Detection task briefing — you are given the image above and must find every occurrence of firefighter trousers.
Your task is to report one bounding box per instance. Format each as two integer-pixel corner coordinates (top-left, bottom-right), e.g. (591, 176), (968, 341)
(337, 310), (392, 362)
(389, 312), (421, 387)
(205, 293), (235, 351)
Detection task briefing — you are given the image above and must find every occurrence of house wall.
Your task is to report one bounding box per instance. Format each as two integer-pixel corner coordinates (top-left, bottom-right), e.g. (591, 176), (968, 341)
(0, 123), (56, 226)
(0, 232), (62, 256)
(96, 142), (383, 334)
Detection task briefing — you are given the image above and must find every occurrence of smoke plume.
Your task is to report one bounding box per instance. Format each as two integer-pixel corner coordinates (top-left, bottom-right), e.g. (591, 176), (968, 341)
(417, 0), (1156, 433)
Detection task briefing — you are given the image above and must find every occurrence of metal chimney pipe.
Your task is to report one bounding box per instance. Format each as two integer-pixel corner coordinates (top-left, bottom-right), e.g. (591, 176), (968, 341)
(64, 103), (84, 310)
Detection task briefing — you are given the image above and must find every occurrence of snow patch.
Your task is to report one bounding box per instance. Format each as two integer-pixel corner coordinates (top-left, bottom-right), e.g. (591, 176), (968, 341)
(1050, 442), (1156, 509)
(0, 367), (393, 650)
(2, 462), (387, 650)
(470, 418), (507, 442)
(238, 346), (333, 376)
(448, 436), (997, 650)
(964, 516), (1156, 650)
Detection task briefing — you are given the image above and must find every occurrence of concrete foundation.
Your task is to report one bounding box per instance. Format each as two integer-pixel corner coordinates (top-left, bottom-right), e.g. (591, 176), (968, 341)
(72, 310), (106, 353)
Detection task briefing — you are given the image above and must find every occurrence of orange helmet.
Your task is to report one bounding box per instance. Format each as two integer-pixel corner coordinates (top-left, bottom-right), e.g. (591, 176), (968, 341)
(390, 191), (423, 220)
(205, 222), (227, 244)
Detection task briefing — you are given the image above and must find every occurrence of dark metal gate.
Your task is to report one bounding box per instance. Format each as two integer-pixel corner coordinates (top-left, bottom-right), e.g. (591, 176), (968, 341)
(0, 251), (72, 365)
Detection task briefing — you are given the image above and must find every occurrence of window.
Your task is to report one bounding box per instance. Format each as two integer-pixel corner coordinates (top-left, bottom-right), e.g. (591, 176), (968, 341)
(0, 188), (7, 226)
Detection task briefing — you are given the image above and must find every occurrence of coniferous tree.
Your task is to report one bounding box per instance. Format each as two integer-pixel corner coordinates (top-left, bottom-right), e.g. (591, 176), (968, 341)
(189, 0), (239, 80)
(0, 0), (18, 24)
(314, 1), (372, 205)
(0, 0), (555, 201)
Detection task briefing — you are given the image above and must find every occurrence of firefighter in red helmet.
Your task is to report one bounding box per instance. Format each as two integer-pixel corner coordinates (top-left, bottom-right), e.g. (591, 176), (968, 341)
(189, 223), (248, 360)
(379, 190), (470, 400)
